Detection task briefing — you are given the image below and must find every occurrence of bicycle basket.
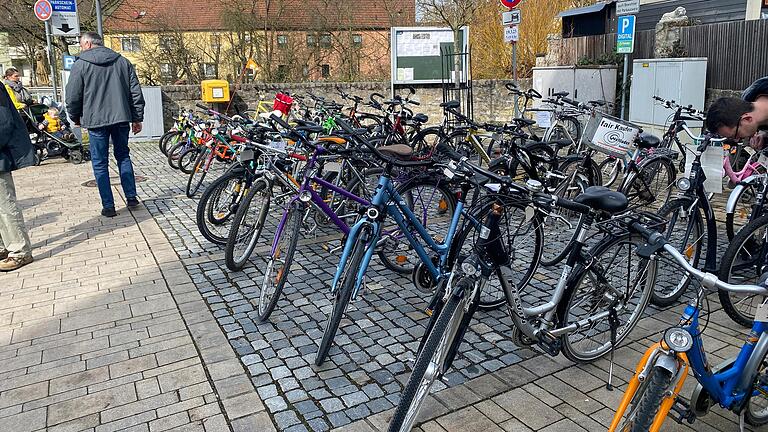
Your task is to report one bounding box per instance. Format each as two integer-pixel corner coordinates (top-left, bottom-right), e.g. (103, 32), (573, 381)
(273, 93), (294, 116)
(581, 112), (641, 160)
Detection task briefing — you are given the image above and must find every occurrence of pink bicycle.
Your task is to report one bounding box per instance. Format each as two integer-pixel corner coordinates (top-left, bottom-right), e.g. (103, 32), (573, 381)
(723, 142), (768, 240)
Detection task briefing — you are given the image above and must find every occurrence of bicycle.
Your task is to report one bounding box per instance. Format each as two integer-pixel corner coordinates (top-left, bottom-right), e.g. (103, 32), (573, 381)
(722, 142), (768, 242)
(313, 119), (544, 366)
(186, 105), (242, 198)
(609, 221), (768, 432)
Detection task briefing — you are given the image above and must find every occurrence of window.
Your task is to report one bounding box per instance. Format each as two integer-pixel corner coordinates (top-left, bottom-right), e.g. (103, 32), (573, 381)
(200, 63), (216, 78)
(321, 64), (330, 78)
(319, 34), (332, 48)
(210, 34), (221, 50)
(121, 37), (141, 52)
(159, 36), (176, 51)
(306, 35), (317, 47)
(277, 35), (288, 47)
(159, 63), (175, 81)
(352, 34), (362, 47)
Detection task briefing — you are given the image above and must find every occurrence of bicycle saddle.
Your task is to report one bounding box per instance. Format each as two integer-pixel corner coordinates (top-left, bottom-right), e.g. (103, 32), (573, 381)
(552, 91), (569, 98)
(440, 100), (460, 109)
(544, 139), (572, 149)
(378, 144), (413, 159)
(574, 186), (628, 214)
(412, 113), (429, 124)
(514, 118), (536, 126)
(296, 124), (324, 134)
(636, 133), (661, 149)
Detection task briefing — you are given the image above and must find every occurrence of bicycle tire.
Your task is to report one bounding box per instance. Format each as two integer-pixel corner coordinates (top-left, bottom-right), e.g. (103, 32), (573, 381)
(224, 180), (271, 271)
(186, 149), (210, 198)
(315, 226), (371, 366)
(617, 366), (675, 432)
(195, 170), (245, 245)
(621, 157), (676, 211)
(167, 141), (187, 170)
(726, 183), (757, 242)
(652, 198), (702, 306)
(541, 158), (589, 267)
(178, 147), (200, 175)
(159, 130), (181, 156)
(376, 176), (457, 274)
(506, 142), (557, 185)
(745, 347), (768, 426)
(597, 156), (624, 188)
(410, 127), (443, 156)
(387, 279), (471, 432)
(258, 204), (303, 322)
(718, 213), (768, 327)
(558, 233), (652, 363)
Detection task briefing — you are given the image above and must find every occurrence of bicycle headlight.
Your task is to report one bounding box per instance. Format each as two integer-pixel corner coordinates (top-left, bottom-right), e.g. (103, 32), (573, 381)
(299, 191), (312, 203)
(664, 327), (693, 352)
(676, 178), (691, 192)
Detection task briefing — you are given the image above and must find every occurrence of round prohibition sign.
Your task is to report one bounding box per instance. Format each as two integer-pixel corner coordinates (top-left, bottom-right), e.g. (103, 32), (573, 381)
(34, 0), (53, 21)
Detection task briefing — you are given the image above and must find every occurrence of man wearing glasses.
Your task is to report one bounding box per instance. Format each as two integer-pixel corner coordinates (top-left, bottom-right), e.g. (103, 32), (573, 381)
(706, 77), (768, 147)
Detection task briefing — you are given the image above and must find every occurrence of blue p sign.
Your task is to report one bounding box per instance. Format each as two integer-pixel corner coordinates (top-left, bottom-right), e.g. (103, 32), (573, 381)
(62, 55), (76, 71)
(616, 15), (636, 54)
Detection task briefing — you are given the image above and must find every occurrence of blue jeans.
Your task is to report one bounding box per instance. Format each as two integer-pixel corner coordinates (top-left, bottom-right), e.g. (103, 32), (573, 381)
(89, 123), (137, 209)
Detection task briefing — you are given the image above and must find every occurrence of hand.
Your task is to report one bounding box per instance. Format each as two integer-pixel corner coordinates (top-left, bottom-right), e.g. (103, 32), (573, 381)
(73, 118), (80, 126)
(750, 131), (768, 151)
(131, 122), (143, 135)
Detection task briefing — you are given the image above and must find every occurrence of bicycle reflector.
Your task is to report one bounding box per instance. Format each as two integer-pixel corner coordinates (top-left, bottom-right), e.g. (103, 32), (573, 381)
(664, 327), (693, 352)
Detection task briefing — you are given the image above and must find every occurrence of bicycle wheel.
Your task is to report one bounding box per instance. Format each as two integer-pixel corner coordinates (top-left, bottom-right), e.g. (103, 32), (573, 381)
(745, 348), (768, 426)
(315, 225), (372, 366)
(410, 127), (443, 156)
(598, 156), (624, 188)
(616, 366), (674, 432)
(186, 148), (211, 198)
(540, 161), (588, 267)
(387, 278), (475, 432)
(377, 177), (456, 274)
(178, 147), (201, 175)
(196, 169), (246, 245)
(159, 130), (181, 155)
(726, 183), (757, 241)
(224, 180), (272, 271)
(258, 203), (303, 322)
(652, 198), (702, 306)
(167, 141), (187, 170)
(621, 157), (676, 211)
(559, 233), (652, 362)
(718, 213), (768, 327)
(507, 142), (557, 185)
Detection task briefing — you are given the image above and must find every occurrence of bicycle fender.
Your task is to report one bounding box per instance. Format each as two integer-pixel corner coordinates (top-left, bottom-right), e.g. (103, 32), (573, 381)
(331, 220), (369, 289)
(725, 175), (763, 214)
(654, 352), (679, 374)
(736, 331), (768, 396)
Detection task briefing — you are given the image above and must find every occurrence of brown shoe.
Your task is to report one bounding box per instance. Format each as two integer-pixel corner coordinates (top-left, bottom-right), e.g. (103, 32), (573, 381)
(0, 256), (33, 272)
(0, 250), (7, 261)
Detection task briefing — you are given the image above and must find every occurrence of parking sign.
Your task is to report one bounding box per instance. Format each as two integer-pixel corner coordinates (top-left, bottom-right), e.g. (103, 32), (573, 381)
(617, 15), (636, 54)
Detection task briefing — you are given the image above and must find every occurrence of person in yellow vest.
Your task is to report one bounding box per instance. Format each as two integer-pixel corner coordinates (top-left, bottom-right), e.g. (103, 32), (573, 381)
(38, 107), (75, 141)
(3, 68), (33, 110)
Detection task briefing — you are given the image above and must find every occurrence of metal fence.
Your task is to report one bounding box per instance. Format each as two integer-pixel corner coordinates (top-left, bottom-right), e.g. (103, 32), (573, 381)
(555, 19), (768, 90)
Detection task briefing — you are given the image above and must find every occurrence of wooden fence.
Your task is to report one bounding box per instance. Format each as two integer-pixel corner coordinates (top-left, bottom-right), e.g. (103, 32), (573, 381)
(555, 19), (768, 90)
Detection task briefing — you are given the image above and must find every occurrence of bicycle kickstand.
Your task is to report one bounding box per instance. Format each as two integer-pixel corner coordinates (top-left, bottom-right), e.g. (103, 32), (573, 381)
(606, 308), (619, 391)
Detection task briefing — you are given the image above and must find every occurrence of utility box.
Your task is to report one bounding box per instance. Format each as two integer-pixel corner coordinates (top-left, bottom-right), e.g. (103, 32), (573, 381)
(629, 58), (707, 135)
(532, 65), (618, 108)
(201, 80), (230, 103)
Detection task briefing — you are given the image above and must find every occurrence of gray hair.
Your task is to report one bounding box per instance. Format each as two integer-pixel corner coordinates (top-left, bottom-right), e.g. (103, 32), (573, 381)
(80, 32), (104, 46)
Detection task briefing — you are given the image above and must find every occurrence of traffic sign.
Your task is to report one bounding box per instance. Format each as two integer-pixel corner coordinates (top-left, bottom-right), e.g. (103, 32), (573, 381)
(51, 0), (80, 36)
(502, 9), (522, 25)
(500, 0), (522, 8)
(62, 55), (75, 71)
(617, 15), (636, 54)
(34, 0), (52, 21)
(617, 0), (640, 15)
(504, 26), (519, 43)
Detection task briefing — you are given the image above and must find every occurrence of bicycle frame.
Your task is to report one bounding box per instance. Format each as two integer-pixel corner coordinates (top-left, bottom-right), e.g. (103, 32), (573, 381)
(677, 147), (719, 273)
(332, 171), (464, 298)
(723, 144), (766, 184)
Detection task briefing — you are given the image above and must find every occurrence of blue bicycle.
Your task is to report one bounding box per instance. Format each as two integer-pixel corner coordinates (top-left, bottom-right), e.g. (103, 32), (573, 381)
(314, 119), (543, 366)
(610, 222), (768, 432)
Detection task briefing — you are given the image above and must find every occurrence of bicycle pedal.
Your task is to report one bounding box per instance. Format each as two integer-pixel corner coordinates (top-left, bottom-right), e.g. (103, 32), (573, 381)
(536, 331), (561, 357)
(321, 242), (343, 254)
(671, 398), (695, 424)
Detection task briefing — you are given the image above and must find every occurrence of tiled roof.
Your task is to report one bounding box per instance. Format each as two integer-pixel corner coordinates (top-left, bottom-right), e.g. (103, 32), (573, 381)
(105, 0), (416, 32)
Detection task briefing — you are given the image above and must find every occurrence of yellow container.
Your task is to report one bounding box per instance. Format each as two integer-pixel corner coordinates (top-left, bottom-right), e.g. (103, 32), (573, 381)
(201, 80), (230, 102)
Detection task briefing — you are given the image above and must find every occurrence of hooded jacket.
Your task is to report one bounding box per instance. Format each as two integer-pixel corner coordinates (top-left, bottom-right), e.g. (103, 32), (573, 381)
(65, 46), (145, 129)
(0, 85), (35, 172)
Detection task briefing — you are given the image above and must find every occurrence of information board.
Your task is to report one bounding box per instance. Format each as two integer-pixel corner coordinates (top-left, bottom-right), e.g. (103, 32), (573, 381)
(390, 27), (469, 85)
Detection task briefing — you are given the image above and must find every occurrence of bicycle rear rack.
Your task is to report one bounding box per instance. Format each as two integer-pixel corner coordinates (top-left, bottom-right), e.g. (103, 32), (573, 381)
(596, 211), (668, 237)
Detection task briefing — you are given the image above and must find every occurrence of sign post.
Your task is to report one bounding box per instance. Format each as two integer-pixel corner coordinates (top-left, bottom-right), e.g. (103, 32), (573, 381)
(34, 0), (59, 103)
(501, 0), (522, 117)
(617, 14), (636, 119)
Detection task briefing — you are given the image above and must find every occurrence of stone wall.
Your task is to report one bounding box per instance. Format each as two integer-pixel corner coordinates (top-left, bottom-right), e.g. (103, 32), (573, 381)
(160, 79), (533, 130)
(705, 88), (741, 109)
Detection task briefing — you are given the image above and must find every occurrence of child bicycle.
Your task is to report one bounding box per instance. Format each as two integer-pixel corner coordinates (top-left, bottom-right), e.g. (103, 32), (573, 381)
(609, 221), (768, 432)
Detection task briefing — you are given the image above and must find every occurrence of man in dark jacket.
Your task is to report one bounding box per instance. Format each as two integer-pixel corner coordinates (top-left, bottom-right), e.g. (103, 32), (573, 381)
(66, 31), (145, 217)
(0, 84), (35, 271)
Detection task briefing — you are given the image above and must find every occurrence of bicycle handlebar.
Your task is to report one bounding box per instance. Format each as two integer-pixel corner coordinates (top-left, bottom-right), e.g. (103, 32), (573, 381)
(629, 222), (768, 296)
(335, 118), (432, 168)
(196, 103), (236, 123)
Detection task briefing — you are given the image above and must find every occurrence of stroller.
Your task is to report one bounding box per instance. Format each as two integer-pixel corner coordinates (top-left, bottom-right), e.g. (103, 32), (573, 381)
(20, 103), (90, 165)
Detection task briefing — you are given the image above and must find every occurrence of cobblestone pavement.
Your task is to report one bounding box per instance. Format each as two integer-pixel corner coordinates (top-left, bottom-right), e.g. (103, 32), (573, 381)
(0, 142), (755, 431)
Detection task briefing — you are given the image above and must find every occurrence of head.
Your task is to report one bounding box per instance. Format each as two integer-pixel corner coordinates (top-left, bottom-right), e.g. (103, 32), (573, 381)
(79, 32), (104, 52)
(47, 107), (59, 118)
(4, 67), (20, 82)
(706, 97), (760, 141)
